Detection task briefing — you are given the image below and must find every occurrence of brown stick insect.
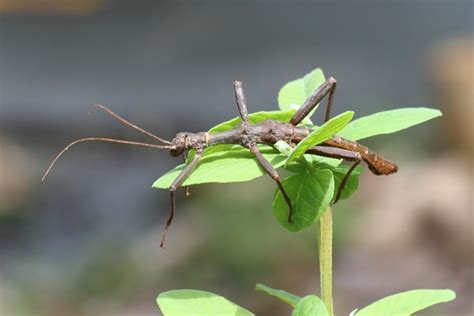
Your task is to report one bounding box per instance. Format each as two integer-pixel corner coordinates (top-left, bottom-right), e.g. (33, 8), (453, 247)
(42, 77), (398, 247)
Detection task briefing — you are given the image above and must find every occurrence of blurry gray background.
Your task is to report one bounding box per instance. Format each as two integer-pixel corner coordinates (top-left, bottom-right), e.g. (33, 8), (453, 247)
(1, 1), (473, 315)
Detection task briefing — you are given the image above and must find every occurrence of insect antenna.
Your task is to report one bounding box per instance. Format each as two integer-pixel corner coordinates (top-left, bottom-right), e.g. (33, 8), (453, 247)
(42, 137), (170, 181)
(91, 104), (171, 145)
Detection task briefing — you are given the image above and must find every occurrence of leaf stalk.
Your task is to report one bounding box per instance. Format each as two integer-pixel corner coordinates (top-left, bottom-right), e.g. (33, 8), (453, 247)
(318, 206), (334, 316)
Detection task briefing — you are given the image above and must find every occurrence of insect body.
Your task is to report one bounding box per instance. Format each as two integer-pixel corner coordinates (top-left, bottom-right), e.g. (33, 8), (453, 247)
(43, 77), (398, 247)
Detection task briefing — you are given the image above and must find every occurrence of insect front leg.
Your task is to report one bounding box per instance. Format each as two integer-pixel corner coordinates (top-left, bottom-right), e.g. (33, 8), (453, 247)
(290, 77), (337, 126)
(181, 151), (191, 196)
(160, 149), (203, 248)
(247, 142), (294, 223)
(305, 146), (361, 203)
(233, 81), (249, 122)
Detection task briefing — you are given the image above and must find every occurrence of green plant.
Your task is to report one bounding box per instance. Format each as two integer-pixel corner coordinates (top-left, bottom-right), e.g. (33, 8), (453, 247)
(154, 69), (455, 315)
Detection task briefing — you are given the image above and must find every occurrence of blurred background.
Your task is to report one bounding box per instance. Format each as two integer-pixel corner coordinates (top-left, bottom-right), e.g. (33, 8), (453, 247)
(0, 1), (473, 315)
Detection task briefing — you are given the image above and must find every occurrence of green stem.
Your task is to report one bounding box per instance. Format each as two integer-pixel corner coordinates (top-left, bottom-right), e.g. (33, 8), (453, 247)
(318, 206), (334, 316)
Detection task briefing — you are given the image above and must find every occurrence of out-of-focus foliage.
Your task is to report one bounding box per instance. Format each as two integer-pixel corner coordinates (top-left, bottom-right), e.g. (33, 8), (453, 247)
(291, 295), (329, 316)
(157, 289), (254, 316)
(354, 289), (456, 316)
(255, 284), (301, 307)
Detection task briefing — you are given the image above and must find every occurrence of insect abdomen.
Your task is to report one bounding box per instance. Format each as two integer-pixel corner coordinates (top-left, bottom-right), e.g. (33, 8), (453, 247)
(323, 136), (398, 175)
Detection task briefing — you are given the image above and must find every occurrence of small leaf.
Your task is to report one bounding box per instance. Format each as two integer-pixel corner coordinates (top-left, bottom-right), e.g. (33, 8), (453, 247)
(286, 111), (354, 164)
(355, 289), (456, 316)
(272, 170), (334, 232)
(157, 289), (255, 316)
(291, 295), (329, 316)
(274, 140), (293, 157)
(278, 69), (326, 112)
(153, 148), (286, 188)
(255, 283), (301, 307)
(209, 110), (296, 133)
(339, 108), (442, 141)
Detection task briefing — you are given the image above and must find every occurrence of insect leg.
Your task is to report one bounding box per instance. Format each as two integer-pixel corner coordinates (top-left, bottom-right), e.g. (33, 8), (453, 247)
(290, 77), (337, 126)
(248, 144), (294, 223)
(160, 150), (203, 248)
(233, 81), (249, 122)
(181, 151), (191, 196)
(305, 146), (361, 203)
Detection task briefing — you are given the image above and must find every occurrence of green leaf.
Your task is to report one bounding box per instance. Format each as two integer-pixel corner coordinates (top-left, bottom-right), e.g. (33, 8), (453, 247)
(255, 283), (301, 307)
(355, 289), (456, 316)
(291, 295), (329, 316)
(274, 140), (293, 157)
(272, 170), (334, 232)
(286, 111), (354, 164)
(153, 148), (286, 188)
(208, 109), (296, 133)
(278, 68), (326, 112)
(157, 289), (254, 316)
(339, 108), (442, 141)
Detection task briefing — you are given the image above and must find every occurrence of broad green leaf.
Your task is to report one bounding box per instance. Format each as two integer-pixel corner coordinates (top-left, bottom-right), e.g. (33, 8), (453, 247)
(157, 289), (254, 316)
(187, 143), (271, 162)
(208, 109), (296, 133)
(153, 148), (286, 188)
(272, 170), (334, 232)
(286, 111), (354, 164)
(355, 289), (456, 316)
(278, 68), (326, 112)
(186, 145), (239, 163)
(255, 283), (301, 307)
(284, 158), (360, 201)
(291, 295), (329, 316)
(339, 108), (442, 141)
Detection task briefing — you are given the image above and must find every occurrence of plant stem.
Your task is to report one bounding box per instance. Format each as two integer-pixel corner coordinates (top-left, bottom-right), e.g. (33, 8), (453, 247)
(318, 206), (334, 316)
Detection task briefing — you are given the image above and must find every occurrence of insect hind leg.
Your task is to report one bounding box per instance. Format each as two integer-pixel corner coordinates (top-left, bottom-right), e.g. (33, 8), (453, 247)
(305, 145), (361, 204)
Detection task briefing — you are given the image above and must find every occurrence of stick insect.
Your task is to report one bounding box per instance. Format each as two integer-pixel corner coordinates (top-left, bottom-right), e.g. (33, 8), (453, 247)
(43, 77), (398, 247)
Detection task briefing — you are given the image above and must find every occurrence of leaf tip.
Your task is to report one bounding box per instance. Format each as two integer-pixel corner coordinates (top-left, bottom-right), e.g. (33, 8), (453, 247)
(151, 180), (164, 189)
(444, 289), (457, 300)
